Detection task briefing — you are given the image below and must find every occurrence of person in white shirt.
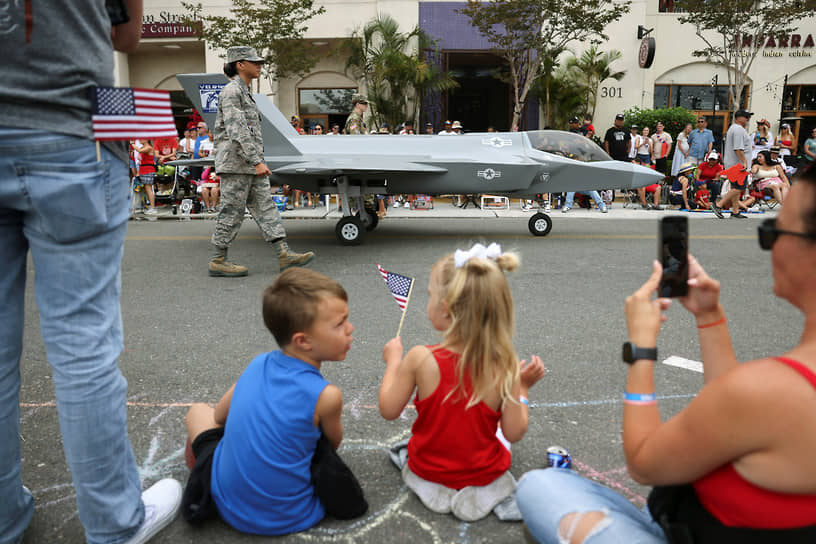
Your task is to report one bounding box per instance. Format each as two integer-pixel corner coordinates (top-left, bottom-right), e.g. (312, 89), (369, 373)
(628, 125), (639, 161)
(714, 109), (753, 219)
(438, 120), (455, 135)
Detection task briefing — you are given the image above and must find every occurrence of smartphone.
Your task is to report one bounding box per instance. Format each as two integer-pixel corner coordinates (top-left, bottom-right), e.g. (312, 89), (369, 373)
(658, 216), (689, 297)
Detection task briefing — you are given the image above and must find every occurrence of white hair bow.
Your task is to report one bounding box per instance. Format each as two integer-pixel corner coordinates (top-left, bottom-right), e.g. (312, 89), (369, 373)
(454, 243), (502, 268)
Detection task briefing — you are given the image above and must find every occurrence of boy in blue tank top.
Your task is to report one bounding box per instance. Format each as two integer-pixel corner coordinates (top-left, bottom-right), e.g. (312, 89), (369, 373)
(180, 268), (362, 535)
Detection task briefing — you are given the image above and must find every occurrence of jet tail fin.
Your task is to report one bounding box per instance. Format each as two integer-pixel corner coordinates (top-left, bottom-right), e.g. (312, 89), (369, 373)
(175, 73), (301, 157)
(254, 94), (301, 157)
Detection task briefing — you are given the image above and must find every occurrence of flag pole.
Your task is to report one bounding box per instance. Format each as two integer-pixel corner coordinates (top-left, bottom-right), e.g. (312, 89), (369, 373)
(396, 279), (414, 338)
(96, 141), (101, 162)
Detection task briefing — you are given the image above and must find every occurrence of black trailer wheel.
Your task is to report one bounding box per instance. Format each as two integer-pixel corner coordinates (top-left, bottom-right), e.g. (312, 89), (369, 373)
(336, 216), (365, 245)
(528, 213), (553, 236)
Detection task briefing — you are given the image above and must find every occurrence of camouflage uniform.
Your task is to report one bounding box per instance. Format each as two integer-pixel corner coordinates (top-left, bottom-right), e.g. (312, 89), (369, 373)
(344, 110), (367, 135)
(344, 108), (376, 208)
(211, 77), (285, 247)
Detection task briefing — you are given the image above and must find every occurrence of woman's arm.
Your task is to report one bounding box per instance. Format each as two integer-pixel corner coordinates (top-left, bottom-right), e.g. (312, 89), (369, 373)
(378, 339), (422, 420)
(682, 256), (738, 382)
(621, 262), (761, 485)
(777, 164), (788, 185)
(135, 142), (153, 154)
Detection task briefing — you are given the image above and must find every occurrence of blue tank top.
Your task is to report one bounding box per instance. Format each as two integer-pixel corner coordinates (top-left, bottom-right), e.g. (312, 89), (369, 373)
(211, 351), (329, 535)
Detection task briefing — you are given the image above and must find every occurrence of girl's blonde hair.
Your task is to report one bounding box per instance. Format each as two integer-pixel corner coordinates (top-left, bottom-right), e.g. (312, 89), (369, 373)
(432, 250), (520, 408)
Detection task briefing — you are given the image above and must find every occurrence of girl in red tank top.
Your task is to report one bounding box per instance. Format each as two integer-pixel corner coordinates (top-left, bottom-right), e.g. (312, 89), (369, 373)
(378, 244), (545, 521)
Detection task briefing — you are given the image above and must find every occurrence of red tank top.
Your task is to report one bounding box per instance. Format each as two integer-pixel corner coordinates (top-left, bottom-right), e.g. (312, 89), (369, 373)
(138, 150), (156, 175)
(693, 357), (816, 528)
(407, 346), (511, 489)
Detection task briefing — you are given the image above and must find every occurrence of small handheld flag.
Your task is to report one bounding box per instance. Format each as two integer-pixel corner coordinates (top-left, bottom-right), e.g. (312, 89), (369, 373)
(377, 264), (415, 337)
(92, 87), (177, 141)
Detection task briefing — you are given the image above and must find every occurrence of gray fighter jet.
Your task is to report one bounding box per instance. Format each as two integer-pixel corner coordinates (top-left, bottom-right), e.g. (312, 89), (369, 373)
(177, 73), (662, 244)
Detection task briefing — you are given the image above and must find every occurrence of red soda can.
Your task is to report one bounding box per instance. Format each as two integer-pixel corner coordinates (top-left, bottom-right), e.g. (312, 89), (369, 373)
(546, 446), (572, 469)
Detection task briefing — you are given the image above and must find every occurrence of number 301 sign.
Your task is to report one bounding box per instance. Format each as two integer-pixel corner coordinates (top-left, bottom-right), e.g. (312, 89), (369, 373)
(600, 87), (623, 98)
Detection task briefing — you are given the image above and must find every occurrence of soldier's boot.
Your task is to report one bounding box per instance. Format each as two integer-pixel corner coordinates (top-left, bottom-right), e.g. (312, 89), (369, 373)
(208, 245), (248, 277)
(272, 239), (315, 272)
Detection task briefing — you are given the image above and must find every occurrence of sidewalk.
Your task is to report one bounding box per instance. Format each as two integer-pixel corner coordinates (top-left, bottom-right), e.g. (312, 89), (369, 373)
(132, 195), (777, 222)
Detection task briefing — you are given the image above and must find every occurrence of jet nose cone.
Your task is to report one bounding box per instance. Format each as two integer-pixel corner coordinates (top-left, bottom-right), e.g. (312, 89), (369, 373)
(630, 162), (665, 189)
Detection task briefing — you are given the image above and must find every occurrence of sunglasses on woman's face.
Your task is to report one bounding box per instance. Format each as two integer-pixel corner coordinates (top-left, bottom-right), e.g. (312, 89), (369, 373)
(758, 218), (816, 250)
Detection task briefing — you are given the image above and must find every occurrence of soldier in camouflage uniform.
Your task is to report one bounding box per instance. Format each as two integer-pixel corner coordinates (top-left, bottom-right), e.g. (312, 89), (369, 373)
(343, 95), (382, 214)
(343, 94), (368, 134)
(209, 46), (314, 277)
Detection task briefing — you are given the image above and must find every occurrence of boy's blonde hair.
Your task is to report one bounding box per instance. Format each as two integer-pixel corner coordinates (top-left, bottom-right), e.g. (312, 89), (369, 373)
(432, 250), (520, 408)
(262, 268), (347, 347)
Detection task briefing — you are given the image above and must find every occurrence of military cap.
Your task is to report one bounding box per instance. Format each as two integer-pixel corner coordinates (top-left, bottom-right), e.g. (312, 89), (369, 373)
(226, 46), (264, 63)
(352, 94), (369, 105)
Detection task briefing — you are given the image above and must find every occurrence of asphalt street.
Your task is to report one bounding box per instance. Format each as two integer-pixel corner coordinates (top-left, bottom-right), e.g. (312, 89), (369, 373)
(17, 206), (802, 543)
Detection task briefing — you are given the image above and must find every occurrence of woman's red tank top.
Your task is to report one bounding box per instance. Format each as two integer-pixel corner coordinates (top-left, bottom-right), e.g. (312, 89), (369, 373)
(693, 357), (816, 528)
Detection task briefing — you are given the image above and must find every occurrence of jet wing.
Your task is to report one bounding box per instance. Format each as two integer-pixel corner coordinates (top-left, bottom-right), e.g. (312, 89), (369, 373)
(272, 159), (447, 176)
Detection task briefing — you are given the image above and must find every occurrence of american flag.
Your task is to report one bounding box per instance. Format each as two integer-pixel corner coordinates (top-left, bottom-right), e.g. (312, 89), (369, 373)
(376, 264), (414, 312)
(91, 87), (177, 141)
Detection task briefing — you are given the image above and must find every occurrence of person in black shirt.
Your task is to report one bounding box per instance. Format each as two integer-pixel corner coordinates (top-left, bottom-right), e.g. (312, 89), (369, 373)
(604, 113), (630, 161)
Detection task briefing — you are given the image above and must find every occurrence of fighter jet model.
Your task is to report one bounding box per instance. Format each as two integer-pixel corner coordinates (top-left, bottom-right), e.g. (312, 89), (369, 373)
(177, 73), (662, 245)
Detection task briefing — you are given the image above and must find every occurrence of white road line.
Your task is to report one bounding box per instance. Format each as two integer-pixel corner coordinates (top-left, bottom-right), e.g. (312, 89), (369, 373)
(663, 356), (704, 373)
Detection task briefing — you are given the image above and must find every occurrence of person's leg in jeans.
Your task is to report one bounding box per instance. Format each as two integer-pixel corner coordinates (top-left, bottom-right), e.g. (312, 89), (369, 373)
(0, 165), (35, 544)
(516, 468), (665, 544)
(563, 192), (576, 211)
(0, 128), (144, 543)
(586, 191), (608, 211)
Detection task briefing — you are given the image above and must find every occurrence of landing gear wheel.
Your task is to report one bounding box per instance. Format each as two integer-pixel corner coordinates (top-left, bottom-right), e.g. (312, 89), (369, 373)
(336, 216), (365, 245)
(359, 207), (379, 231)
(528, 213), (553, 236)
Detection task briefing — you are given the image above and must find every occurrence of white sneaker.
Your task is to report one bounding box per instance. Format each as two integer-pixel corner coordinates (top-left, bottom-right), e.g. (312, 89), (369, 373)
(543, 201), (552, 212)
(144, 208), (157, 215)
(123, 478), (182, 544)
(392, 201), (401, 208)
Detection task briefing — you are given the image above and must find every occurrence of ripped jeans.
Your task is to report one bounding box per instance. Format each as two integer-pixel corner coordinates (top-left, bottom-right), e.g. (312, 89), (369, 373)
(516, 468), (666, 544)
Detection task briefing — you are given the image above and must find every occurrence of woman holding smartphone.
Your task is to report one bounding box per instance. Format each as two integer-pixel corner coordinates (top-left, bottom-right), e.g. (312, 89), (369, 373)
(517, 167), (816, 543)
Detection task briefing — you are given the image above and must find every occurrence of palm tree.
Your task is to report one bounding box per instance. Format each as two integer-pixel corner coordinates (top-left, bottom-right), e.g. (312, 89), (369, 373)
(344, 15), (457, 131)
(565, 46), (625, 120)
(532, 64), (585, 129)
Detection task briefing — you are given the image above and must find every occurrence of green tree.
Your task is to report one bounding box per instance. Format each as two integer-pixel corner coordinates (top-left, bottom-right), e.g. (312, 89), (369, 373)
(532, 64), (584, 129)
(182, 0), (326, 91)
(674, 0), (816, 114)
(565, 46), (625, 121)
(458, 0), (630, 130)
(344, 15), (457, 131)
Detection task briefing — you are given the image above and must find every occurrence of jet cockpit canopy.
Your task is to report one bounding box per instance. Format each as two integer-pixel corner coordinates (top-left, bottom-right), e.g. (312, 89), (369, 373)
(526, 130), (612, 163)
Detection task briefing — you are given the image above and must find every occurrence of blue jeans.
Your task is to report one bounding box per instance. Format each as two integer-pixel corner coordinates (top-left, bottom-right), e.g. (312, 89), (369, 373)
(516, 469), (666, 544)
(564, 191), (605, 209)
(0, 128), (144, 544)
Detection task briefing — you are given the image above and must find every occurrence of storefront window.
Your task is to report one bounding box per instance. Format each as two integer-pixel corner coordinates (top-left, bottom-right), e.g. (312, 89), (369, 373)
(673, 85), (715, 110)
(298, 88), (356, 115)
(653, 85), (669, 109)
(660, 84), (739, 111)
(799, 86), (816, 111)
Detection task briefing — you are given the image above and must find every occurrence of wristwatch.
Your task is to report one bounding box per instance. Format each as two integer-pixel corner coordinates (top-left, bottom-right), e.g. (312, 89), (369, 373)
(622, 342), (658, 364)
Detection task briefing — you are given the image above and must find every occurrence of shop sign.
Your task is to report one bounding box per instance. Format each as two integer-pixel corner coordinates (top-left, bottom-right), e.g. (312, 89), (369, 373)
(737, 33), (815, 57)
(639, 37), (656, 68)
(141, 11), (199, 38)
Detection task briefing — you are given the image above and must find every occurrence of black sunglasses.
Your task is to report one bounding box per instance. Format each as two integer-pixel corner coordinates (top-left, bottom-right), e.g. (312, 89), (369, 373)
(758, 218), (816, 250)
